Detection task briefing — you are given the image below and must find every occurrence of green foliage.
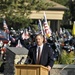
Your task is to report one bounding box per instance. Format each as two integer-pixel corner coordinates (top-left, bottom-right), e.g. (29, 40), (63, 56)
(62, 11), (71, 25)
(52, 0), (72, 26)
(52, 0), (68, 6)
(0, 0), (54, 29)
(5, 16), (32, 30)
(55, 50), (75, 64)
(0, 0), (71, 29)
(34, 0), (54, 10)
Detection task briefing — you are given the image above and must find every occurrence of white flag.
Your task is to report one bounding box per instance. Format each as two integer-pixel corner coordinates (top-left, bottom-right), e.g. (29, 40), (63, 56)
(38, 20), (43, 35)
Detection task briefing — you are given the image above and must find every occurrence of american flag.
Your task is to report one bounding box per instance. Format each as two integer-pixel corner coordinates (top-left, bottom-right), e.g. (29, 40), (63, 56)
(43, 12), (52, 38)
(16, 40), (23, 48)
(3, 20), (10, 34)
(22, 29), (29, 40)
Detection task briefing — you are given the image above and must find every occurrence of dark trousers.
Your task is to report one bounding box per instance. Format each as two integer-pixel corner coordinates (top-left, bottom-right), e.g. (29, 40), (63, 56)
(48, 71), (50, 75)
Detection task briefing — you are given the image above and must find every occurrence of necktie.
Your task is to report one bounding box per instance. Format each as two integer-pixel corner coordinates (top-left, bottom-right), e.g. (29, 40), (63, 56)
(36, 47), (41, 64)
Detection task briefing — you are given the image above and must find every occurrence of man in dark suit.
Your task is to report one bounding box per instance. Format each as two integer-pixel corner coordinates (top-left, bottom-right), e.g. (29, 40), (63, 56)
(28, 33), (54, 71)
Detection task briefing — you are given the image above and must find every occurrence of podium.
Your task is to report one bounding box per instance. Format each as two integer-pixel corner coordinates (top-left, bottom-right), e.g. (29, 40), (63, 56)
(15, 64), (48, 75)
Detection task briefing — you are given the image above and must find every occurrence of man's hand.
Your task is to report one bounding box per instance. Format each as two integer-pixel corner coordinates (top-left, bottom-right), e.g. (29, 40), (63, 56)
(47, 66), (51, 71)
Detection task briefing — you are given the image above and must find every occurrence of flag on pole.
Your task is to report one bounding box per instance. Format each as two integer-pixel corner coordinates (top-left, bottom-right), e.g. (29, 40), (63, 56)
(22, 29), (30, 40)
(3, 20), (10, 40)
(16, 40), (23, 48)
(43, 12), (52, 38)
(25, 28), (29, 39)
(72, 21), (75, 36)
(38, 20), (43, 35)
(59, 27), (63, 34)
(28, 27), (32, 33)
(3, 20), (10, 33)
(22, 30), (26, 40)
(3, 20), (8, 29)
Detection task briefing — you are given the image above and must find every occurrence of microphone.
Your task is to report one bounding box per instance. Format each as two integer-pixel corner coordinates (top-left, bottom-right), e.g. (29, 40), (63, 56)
(17, 57), (24, 64)
(24, 56), (32, 64)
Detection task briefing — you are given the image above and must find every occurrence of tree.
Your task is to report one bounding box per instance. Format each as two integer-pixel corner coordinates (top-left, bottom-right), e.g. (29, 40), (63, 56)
(52, 0), (75, 26)
(68, 0), (75, 22)
(52, 0), (68, 6)
(0, 0), (54, 30)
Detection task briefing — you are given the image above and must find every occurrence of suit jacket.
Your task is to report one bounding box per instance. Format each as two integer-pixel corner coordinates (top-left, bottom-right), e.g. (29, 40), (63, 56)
(28, 43), (54, 68)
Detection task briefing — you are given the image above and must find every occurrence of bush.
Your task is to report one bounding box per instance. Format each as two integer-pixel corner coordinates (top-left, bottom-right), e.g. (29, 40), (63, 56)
(55, 50), (75, 64)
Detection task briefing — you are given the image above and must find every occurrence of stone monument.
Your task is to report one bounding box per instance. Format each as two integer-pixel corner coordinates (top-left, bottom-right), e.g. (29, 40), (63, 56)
(4, 47), (28, 75)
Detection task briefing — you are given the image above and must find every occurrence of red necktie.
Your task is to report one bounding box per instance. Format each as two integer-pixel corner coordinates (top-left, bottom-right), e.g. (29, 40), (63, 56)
(36, 47), (41, 64)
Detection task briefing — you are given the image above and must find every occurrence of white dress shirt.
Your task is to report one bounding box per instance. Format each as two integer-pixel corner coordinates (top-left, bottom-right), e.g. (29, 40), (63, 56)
(36, 44), (43, 60)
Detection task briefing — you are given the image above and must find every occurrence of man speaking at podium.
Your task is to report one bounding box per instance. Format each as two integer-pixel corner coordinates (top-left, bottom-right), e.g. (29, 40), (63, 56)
(28, 33), (54, 74)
